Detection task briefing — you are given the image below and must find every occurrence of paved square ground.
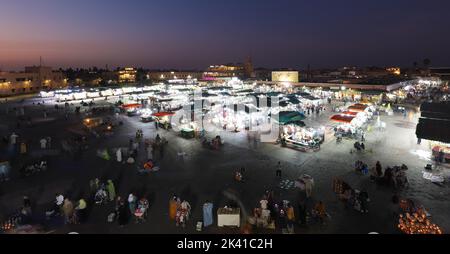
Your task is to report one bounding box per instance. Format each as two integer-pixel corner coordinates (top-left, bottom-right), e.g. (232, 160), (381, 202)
(0, 96), (448, 234)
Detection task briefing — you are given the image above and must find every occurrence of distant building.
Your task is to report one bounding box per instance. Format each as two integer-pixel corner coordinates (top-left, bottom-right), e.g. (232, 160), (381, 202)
(271, 71), (299, 83)
(203, 58), (254, 80)
(363, 67), (400, 78)
(386, 67), (401, 75)
(203, 64), (245, 80)
(430, 67), (450, 80)
(118, 67), (137, 83)
(0, 66), (66, 96)
(147, 70), (203, 82)
(254, 68), (271, 81)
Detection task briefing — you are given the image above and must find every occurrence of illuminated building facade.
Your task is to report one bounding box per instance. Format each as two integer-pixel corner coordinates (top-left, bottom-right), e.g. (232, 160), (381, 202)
(386, 67), (401, 75)
(148, 71), (203, 81)
(118, 67), (137, 83)
(271, 71), (299, 83)
(203, 64), (245, 80)
(0, 66), (66, 96)
(203, 58), (254, 80)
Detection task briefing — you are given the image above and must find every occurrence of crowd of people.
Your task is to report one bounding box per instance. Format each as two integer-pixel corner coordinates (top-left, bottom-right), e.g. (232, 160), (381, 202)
(245, 190), (329, 234)
(169, 195), (192, 228)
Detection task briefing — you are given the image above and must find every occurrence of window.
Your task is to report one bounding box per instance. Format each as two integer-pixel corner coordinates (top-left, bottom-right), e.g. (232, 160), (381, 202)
(22, 88), (26, 92)
(11, 89), (15, 93)
(16, 78), (26, 82)
(29, 87), (33, 90)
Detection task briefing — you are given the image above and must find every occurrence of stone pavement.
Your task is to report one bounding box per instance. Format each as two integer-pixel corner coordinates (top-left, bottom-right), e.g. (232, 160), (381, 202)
(0, 97), (448, 234)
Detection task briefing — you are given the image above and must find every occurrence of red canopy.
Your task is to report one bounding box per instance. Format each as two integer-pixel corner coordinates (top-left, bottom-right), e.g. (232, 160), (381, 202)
(330, 114), (355, 123)
(341, 111), (358, 116)
(122, 103), (142, 109)
(152, 112), (175, 117)
(347, 104), (368, 112)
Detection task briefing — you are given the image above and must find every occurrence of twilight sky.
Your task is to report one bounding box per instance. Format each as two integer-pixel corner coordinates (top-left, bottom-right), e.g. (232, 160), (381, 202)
(1, 0), (450, 70)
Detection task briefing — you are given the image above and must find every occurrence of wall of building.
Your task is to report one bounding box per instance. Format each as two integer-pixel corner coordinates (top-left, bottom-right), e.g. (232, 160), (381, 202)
(0, 66), (66, 96)
(271, 71), (299, 82)
(256, 81), (400, 92)
(148, 71), (203, 81)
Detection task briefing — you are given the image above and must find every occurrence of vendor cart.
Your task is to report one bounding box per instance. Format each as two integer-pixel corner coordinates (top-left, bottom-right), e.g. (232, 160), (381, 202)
(217, 207), (240, 227)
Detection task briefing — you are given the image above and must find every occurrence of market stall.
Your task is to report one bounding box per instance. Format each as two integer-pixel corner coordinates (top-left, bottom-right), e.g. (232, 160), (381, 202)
(432, 145), (450, 163)
(330, 114), (356, 132)
(180, 127), (195, 139)
(152, 112), (175, 129)
(280, 124), (323, 151)
(121, 103), (142, 116)
(347, 103), (374, 119)
(139, 108), (154, 122)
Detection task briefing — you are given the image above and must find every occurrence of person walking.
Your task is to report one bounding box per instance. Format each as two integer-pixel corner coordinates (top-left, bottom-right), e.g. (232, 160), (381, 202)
(117, 198), (128, 227)
(313, 201), (327, 224)
(298, 203), (307, 225)
(20, 142), (27, 155)
(116, 148), (122, 163)
(10, 132), (18, 145)
(286, 204), (295, 233)
(160, 144), (164, 158)
(55, 193), (64, 213)
(375, 161), (382, 177)
(276, 161), (282, 178)
(128, 193), (137, 215)
(169, 196), (178, 220)
(46, 136), (52, 149)
(62, 198), (74, 224)
(75, 198), (87, 223)
(106, 180), (116, 202)
(305, 179), (313, 198)
(40, 138), (47, 149)
(23, 195), (31, 209)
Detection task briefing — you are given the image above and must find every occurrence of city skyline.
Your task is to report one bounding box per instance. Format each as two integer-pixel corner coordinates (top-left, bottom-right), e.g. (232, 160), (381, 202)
(1, 0), (450, 70)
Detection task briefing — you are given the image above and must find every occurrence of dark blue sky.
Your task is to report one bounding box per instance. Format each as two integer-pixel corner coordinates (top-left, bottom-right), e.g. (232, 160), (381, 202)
(1, 0), (449, 70)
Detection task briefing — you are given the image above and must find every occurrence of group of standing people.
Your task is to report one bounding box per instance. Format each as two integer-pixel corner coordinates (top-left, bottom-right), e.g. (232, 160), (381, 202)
(113, 193), (149, 226)
(169, 195), (191, 227)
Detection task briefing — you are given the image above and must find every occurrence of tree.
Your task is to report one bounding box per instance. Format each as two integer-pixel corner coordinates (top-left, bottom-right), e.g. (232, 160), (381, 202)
(413, 62), (418, 69)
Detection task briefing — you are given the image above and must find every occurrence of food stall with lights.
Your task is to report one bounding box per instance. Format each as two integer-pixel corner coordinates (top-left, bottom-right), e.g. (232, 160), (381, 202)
(152, 112), (175, 129)
(139, 108), (154, 122)
(180, 121), (199, 139)
(121, 103), (142, 116)
(330, 114), (358, 137)
(431, 142), (450, 163)
(83, 117), (104, 129)
(276, 111), (322, 151)
(347, 103), (374, 119)
(83, 117), (114, 136)
(280, 124), (323, 151)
